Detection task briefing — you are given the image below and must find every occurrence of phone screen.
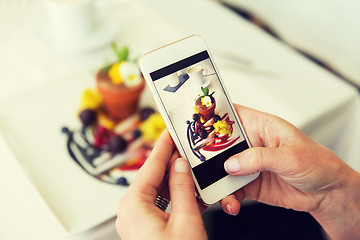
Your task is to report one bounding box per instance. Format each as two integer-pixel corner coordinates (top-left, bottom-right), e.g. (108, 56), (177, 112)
(150, 51), (249, 190)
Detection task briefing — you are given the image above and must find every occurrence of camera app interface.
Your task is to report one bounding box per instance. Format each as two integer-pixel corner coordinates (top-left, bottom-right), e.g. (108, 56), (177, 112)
(150, 51), (249, 189)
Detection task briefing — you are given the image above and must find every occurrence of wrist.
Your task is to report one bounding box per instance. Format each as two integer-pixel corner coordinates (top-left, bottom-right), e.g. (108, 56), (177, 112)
(311, 166), (360, 239)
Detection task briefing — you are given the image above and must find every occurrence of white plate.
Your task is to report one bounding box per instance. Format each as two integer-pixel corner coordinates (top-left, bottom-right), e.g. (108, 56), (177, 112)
(0, 79), (152, 234)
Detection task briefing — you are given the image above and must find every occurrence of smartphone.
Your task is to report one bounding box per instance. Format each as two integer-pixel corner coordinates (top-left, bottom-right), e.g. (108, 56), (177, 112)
(140, 35), (259, 205)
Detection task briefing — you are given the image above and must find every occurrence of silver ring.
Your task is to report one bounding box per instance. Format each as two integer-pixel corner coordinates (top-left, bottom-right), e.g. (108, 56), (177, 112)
(155, 195), (170, 211)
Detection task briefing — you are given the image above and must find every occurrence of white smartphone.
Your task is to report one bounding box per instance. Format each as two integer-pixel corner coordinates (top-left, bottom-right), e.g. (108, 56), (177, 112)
(140, 35), (259, 205)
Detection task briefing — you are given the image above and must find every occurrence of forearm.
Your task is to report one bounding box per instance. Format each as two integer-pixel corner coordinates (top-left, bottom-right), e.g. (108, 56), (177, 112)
(311, 166), (360, 239)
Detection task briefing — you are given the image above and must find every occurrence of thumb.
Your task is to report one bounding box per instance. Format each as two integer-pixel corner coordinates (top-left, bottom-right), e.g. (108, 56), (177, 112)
(224, 147), (286, 176)
(168, 158), (201, 217)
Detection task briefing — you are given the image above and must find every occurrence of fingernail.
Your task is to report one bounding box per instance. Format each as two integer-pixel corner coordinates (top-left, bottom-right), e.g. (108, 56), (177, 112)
(226, 204), (233, 215)
(224, 157), (240, 172)
(175, 159), (190, 173)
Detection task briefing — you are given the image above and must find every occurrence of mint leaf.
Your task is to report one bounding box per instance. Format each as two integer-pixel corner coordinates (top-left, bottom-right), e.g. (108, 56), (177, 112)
(110, 42), (129, 62)
(205, 88), (209, 96)
(201, 87), (209, 96)
(117, 46), (129, 62)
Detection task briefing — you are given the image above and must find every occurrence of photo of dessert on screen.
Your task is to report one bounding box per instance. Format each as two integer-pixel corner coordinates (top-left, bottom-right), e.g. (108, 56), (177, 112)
(152, 56), (244, 168)
(186, 86), (239, 162)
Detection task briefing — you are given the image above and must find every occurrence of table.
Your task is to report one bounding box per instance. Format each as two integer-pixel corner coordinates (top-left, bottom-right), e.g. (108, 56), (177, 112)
(219, 0), (360, 87)
(0, 0), (359, 239)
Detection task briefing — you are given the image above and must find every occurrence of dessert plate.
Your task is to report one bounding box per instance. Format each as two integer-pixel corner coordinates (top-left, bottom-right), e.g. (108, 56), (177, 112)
(0, 78), (154, 234)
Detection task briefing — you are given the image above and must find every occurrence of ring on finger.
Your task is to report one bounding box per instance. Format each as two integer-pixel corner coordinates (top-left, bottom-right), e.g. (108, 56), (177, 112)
(155, 195), (170, 211)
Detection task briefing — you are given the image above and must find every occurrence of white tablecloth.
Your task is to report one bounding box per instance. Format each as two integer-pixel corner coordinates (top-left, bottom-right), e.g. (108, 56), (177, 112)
(0, 0), (359, 239)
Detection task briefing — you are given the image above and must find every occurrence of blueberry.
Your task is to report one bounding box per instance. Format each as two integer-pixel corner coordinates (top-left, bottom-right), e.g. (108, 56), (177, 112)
(186, 120), (190, 124)
(109, 136), (127, 153)
(213, 115), (221, 122)
(80, 109), (97, 126)
(200, 156), (205, 162)
(140, 107), (155, 121)
(132, 129), (141, 138)
(116, 177), (129, 186)
(192, 114), (200, 122)
(199, 129), (208, 139)
(61, 126), (69, 134)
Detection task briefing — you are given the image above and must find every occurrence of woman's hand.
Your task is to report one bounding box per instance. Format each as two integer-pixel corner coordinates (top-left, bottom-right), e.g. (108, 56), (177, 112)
(221, 104), (360, 239)
(115, 130), (207, 240)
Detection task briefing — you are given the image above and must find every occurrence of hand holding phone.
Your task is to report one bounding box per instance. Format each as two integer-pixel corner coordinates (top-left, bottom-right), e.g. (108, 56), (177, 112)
(140, 35), (259, 205)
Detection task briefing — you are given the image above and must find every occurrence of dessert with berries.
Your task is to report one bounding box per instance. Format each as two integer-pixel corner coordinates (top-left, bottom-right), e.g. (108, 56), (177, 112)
(96, 43), (145, 121)
(62, 44), (165, 186)
(195, 86), (216, 121)
(187, 86), (239, 162)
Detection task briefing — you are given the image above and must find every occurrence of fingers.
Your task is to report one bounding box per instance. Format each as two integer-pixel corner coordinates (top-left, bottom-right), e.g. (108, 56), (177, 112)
(167, 148), (181, 172)
(224, 147), (286, 176)
(220, 194), (242, 216)
(168, 158), (201, 217)
(130, 129), (175, 198)
(233, 104), (300, 148)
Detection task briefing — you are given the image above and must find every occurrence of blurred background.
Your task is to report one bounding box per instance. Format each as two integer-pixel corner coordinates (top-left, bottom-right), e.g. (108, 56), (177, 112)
(219, 0), (360, 89)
